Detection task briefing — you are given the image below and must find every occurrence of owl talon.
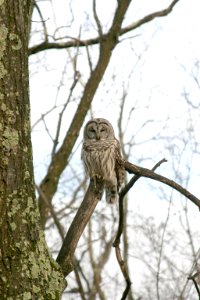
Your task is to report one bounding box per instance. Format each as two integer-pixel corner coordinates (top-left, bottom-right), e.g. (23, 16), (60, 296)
(105, 188), (118, 204)
(106, 197), (118, 204)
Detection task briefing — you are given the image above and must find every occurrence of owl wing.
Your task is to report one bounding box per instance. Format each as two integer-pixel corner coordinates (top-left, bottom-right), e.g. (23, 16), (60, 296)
(114, 138), (125, 191)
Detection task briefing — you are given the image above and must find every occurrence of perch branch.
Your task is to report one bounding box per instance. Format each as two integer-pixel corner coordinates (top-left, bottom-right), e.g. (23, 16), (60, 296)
(56, 157), (200, 288)
(56, 179), (103, 276)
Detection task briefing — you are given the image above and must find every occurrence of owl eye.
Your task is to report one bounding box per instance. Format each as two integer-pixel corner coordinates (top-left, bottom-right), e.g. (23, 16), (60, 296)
(100, 128), (105, 132)
(90, 128), (95, 133)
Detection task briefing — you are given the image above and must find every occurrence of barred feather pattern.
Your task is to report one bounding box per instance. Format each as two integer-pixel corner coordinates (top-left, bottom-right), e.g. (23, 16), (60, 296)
(82, 133), (124, 204)
(82, 140), (117, 182)
(81, 118), (124, 203)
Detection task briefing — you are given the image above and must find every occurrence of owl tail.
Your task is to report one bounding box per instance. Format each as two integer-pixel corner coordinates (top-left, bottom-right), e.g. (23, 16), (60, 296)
(105, 187), (118, 204)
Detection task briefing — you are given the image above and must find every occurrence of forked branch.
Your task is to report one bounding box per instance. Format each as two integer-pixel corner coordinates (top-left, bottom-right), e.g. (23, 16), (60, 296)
(188, 272), (200, 298)
(56, 158), (200, 287)
(113, 159), (167, 299)
(29, 0), (181, 55)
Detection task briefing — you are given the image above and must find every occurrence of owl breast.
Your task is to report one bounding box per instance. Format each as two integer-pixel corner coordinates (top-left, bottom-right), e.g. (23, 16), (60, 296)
(82, 118), (125, 203)
(82, 140), (116, 181)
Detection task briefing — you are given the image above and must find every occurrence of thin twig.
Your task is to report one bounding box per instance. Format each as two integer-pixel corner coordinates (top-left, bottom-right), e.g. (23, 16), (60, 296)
(113, 159), (167, 300)
(51, 70), (79, 156)
(93, 0), (103, 37)
(35, 184), (65, 240)
(115, 246), (131, 300)
(113, 158), (167, 246)
(188, 272), (200, 299)
(33, 1), (48, 42)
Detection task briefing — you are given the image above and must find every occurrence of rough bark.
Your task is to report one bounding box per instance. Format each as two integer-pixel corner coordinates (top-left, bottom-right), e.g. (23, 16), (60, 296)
(0, 2), (65, 299)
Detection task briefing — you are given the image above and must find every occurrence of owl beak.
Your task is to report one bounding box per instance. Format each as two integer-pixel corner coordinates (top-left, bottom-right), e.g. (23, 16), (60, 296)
(96, 133), (100, 140)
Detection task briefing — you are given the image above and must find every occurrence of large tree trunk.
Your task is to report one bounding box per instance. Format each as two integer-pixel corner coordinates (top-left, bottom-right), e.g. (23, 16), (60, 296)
(0, 2), (64, 298)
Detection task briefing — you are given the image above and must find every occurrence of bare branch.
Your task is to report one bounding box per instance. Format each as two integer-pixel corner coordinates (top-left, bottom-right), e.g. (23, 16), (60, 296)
(31, 104), (59, 130)
(124, 160), (200, 210)
(120, 0), (181, 35)
(35, 184), (65, 240)
(188, 272), (200, 298)
(33, 1), (48, 43)
(56, 156), (200, 280)
(113, 159), (167, 299)
(51, 69), (79, 157)
(93, 0), (103, 37)
(74, 266), (87, 300)
(29, 0), (181, 55)
(115, 246), (131, 300)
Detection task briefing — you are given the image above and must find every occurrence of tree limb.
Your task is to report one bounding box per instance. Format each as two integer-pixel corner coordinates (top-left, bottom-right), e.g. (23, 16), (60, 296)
(56, 179), (103, 276)
(120, 0), (181, 36)
(124, 161), (200, 210)
(188, 272), (200, 298)
(29, 0), (181, 55)
(113, 159), (167, 300)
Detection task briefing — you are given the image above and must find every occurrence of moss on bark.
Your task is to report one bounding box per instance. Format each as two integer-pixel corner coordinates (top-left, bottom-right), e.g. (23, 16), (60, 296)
(0, 1), (65, 298)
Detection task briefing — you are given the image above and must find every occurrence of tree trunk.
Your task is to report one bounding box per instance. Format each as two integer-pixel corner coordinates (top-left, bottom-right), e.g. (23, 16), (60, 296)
(0, 2), (65, 299)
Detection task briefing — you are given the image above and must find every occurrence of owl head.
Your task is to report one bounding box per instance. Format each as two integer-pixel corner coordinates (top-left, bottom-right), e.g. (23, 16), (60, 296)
(83, 118), (115, 141)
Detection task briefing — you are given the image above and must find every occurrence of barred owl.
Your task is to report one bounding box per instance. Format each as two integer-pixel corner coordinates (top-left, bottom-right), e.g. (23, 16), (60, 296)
(81, 118), (125, 203)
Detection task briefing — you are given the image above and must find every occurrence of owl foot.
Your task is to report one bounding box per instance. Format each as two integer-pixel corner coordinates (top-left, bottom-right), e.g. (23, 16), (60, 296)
(91, 177), (104, 200)
(105, 188), (118, 204)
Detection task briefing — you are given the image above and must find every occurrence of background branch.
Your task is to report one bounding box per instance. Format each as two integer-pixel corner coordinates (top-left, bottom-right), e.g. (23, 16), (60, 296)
(124, 161), (200, 209)
(113, 159), (167, 299)
(188, 272), (200, 298)
(29, 0), (181, 55)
